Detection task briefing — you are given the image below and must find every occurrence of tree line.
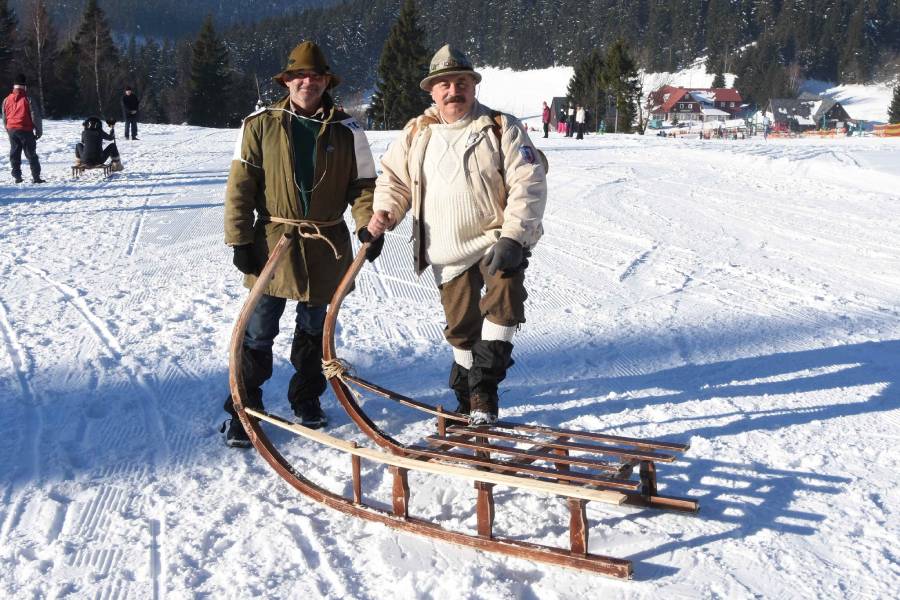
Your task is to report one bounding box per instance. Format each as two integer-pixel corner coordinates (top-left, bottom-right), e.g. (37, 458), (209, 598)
(224, 0), (900, 110)
(0, 0), (256, 127)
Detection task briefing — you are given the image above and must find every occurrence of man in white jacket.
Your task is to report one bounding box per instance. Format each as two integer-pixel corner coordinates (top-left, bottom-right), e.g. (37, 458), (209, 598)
(366, 44), (547, 425)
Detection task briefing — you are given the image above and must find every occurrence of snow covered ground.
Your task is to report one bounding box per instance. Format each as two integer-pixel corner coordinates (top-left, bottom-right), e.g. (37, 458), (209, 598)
(1, 120), (899, 599)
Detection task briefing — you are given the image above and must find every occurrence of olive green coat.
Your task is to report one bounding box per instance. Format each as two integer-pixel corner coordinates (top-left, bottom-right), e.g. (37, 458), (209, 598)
(224, 95), (376, 304)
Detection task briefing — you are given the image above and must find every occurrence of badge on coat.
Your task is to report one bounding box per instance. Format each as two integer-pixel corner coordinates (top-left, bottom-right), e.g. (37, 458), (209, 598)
(520, 146), (536, 164)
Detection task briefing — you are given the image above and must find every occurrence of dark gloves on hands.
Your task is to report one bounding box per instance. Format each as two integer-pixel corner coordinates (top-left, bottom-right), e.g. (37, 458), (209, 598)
(483, 237), (528, 276)
(232, 244), (260, 275)
(358, 228), (384, 262)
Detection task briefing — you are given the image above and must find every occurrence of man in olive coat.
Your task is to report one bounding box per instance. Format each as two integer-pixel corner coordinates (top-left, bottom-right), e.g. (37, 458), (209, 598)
(222, 41), (378, 447)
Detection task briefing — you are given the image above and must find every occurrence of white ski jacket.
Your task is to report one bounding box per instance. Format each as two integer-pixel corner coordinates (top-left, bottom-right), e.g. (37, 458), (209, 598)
(374, 101), (547, 275)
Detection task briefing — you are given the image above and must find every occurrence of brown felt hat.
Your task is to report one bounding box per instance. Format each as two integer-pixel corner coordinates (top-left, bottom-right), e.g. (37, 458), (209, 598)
(420, 44), (481, 91)
(273, 41), (340, 89)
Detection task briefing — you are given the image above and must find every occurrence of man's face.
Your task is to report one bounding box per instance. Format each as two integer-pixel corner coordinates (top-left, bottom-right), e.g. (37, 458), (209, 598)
(429, 74), (476, 123)
(125, 90), (132, 95)
(284, 70), (330, 113)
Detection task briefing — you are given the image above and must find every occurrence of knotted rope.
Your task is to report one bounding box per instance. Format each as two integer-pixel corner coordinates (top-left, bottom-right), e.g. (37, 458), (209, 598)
(322, 358), (364, 401)
(260, 216), (344, 260)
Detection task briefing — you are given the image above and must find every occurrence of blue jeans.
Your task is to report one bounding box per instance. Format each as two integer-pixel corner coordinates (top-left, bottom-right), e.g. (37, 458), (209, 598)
(244, 294), (327, 350)
(226, 295), (328, 417)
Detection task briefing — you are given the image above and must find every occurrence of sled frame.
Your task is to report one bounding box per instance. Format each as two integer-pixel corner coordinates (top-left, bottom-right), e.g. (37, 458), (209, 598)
(229, 233), (697, 579)
(71, 163), (111, 178)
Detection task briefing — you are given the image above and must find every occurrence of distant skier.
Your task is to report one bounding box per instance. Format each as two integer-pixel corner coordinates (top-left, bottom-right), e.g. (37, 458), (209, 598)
(121, 86), (140, 140)
(2, 73), (44, 184)
(541, 100), (550, 138)
(566, 102), (576, 137)
(75, 117), (124, 171)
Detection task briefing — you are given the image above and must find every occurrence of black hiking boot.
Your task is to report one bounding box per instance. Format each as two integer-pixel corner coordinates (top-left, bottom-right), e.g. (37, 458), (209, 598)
(467, 340), (514, 426)
(32, 177), (46, 183)
(296, 400), (328, 429)
(449, 362), (471, 415)
(221, 418), (252, 448)
(14, 176), (23, 183)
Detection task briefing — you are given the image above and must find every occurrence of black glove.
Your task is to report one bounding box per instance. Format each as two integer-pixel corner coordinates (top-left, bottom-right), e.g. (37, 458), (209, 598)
(358, 228), (384, 262)
(232, 244), (260, 275)
(34, 131), (41, 140)
(483, 237), (526, 276)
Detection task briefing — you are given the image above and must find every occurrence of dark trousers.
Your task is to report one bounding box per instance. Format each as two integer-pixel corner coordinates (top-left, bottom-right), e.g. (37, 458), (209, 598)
(225, 294), (328, 417)
(576, 123), (584, 139)
(542, 122), (549, 138)
(7, 129), (41, 180)
(566, 116), (576, 137)
(124, 116), (138, 139)
(438, 260), (527, 349)
(76, 142), (119, 165)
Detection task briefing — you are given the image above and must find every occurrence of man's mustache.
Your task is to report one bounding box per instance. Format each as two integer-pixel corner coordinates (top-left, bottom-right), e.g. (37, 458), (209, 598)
(445, 95), (466, 103)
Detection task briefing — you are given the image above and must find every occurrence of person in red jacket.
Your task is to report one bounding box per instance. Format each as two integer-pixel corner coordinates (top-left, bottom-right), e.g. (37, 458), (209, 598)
(541, 100), (551, 138)
(1, 74), (44, 183)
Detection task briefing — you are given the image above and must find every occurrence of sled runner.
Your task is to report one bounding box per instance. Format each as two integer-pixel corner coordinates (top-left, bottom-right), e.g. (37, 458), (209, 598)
(229, 232), (698, 578)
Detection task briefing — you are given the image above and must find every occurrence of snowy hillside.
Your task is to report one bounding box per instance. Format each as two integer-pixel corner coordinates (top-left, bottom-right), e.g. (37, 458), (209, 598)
(477, 60), (895, 123)
(1, 119), (899, 598)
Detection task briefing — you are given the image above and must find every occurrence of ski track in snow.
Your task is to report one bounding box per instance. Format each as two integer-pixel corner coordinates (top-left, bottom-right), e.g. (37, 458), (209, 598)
(1, 120), (899, 598)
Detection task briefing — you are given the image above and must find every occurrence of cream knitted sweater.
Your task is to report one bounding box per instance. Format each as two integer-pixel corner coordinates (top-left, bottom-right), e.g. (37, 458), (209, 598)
(421, 116), (497, 285)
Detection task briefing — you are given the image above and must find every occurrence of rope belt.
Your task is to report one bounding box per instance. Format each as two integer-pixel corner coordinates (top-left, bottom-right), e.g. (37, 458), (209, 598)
(259, 216), (345, 260)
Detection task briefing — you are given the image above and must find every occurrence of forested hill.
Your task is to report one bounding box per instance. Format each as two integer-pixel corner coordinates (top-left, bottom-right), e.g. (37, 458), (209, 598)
(226, 0), (900, 105)
(9, 0), (333, 39)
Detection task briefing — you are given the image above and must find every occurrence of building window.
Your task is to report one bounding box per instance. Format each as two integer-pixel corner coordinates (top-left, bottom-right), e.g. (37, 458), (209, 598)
(730, 102), (735, 108)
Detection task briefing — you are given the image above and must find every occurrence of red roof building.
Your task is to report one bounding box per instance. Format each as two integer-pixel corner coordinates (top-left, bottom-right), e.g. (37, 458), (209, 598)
(648, 85), (745, 123)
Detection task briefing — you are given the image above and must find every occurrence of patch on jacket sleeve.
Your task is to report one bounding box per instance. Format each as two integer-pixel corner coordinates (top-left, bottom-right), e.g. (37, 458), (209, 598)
(519, 145), (537, 165)
(340, 117), (377, 179)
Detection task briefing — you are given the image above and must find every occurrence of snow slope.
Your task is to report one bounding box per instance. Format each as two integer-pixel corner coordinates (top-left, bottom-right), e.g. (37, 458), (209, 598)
(1, 121), (899, 599)
(477, 59), (894, 123)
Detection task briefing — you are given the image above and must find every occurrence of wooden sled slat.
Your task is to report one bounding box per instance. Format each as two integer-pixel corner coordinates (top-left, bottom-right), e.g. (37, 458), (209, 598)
(444, 427), (678, 462)
(247, 408), (626, 505)
(426, 434), (628, 471)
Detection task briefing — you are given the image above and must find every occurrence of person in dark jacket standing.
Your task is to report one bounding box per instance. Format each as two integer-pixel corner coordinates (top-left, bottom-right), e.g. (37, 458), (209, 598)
(75, 116), (123, 171)
(121, 86), (140, 140)
(1, 74), (44, 183)
(221, 41), (377, 447)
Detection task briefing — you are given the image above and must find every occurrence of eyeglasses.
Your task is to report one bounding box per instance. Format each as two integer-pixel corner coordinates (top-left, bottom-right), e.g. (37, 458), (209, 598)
(285, 71), (328, 82)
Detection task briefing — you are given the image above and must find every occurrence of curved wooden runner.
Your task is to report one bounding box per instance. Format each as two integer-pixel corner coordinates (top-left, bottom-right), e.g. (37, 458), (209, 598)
(230, 232), (696, 578)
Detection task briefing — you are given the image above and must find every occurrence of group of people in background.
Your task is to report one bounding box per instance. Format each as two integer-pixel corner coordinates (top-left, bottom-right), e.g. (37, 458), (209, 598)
(2, 76), (141, 183)
(541, 100), (587, 139)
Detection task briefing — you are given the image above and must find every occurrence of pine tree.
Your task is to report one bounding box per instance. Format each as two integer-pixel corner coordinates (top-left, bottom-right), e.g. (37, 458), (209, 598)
(187, 15), (232, 127)
(711, 72), (726, 88)
(889, 85), (900, 124)
(0, 0), (18, 91)
(71, 0), (121, 116)
(566, 49), (605, 131)
(604, 39), (640, 133)
(368, 0), (429, 130)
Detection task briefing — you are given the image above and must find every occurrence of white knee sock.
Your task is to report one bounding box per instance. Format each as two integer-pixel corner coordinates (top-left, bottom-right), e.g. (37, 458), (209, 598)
(452, 347), (473, 370)
(481, 319), (517, 343)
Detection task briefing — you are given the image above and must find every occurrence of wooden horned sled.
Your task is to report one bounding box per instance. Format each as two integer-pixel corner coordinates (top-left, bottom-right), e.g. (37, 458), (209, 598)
(229, 232), (699, 579)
